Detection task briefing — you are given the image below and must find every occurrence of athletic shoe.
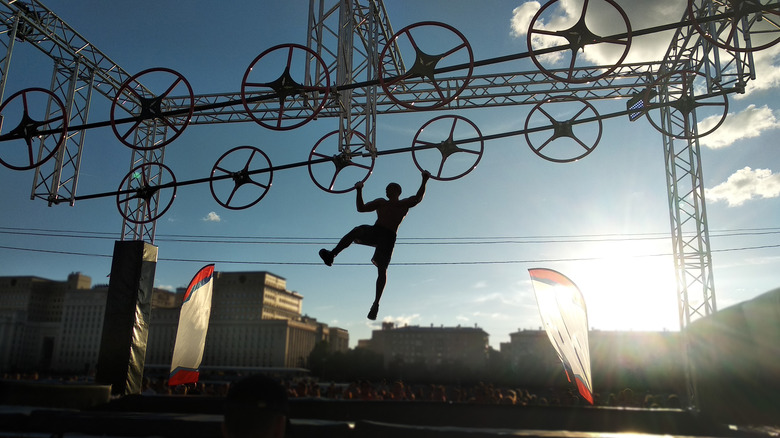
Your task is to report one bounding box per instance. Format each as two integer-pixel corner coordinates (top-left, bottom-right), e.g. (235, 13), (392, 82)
(367, 303), (379, 320)
(319, 249), (333, 266)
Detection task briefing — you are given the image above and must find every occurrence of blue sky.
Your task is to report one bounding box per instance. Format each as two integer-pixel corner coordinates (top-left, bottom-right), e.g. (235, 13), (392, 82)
(1, 1), (779, 348)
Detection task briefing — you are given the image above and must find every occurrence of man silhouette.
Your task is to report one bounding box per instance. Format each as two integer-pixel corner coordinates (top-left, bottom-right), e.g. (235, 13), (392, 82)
(319, 170), (431, 320)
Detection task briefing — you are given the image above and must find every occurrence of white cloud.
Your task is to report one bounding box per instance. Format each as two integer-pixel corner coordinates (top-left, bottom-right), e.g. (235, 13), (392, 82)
(510, 2), (541, 37)
(472, 280), (488, 289)
(382, 313), (421, 327)
(471, 310), (514, 321)
(471, 291), (525, 307)
(706, 167), (780, 206)
(509, 2), (779, 94)
(203, 211), (221, 222)
(472, 292), (502, 304)
(155, 284), (175, 292)
(698, 104), (780, 149)
(612, 0), (684, 63)
(510, 1), (568, 64)
(509, 0), (684, 66)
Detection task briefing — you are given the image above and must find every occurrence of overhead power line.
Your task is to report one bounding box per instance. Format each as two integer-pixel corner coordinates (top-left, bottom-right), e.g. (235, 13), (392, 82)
(0, 241), (778, 267)
(1, 226), (779, 246)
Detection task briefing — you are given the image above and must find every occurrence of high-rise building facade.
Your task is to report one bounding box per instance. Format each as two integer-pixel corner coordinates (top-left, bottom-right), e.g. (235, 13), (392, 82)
(0, 274), (74, 372)
(54, 285), (108, 374)
(363, 322), (489, 370)
(0, 271), (348, 375)
(145, 271), (347, 369)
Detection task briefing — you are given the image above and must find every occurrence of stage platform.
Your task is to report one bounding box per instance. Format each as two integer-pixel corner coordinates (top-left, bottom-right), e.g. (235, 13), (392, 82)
(1, 380), (775, 438)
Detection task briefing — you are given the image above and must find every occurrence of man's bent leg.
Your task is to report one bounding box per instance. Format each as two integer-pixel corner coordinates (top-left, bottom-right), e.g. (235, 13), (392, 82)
(320, 226), (369, 266)
(333, 225), (372, 256)
(332, 231), (356, 256)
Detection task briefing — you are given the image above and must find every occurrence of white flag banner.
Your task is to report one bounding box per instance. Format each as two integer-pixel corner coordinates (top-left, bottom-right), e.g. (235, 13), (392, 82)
(168, 264), (215, 386)
(529, 268), (593, 404)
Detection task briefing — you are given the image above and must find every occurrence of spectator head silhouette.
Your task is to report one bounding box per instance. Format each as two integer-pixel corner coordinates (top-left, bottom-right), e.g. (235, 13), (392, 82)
(223, 374), (289, 438)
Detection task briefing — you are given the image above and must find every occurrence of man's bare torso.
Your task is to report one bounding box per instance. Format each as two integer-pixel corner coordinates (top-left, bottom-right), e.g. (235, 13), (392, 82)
(372, 198), (413, 233)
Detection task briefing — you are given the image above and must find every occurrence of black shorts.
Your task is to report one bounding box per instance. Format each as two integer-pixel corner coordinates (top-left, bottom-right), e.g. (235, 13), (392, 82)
(351, 224), (397, 269)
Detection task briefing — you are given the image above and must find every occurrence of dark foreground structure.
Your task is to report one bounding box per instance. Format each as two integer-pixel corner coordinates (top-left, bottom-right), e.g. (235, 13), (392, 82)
(687, 287), (780, 427)
(2, 288), (777, 437)
(0, 380), (776, 438)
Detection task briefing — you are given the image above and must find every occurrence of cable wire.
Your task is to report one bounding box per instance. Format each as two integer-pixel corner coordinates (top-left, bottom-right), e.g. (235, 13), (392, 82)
(1, 243), (778, 267)
(2, 226), (779, 246)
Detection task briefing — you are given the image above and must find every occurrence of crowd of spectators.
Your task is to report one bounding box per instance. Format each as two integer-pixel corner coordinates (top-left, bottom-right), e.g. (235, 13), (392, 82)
(3, 371), (681, 409)
(282, 379), (682, 409)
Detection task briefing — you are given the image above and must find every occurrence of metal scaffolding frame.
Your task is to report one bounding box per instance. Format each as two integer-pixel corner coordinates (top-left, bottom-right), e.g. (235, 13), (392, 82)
(1, 0), (776, 408)
(0, 0), (166, 241)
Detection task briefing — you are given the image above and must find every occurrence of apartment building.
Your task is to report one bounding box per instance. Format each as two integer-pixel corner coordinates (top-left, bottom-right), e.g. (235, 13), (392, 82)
(362, 322), (489, 370)
(0, 274), (72, 372)
(0, 270), (348, 375)
(146, 271), (349, 369)
(501, 328), (684, 390)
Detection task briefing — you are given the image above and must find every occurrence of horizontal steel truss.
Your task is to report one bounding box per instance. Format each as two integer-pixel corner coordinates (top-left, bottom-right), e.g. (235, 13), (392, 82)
(167, 62), (671, 125)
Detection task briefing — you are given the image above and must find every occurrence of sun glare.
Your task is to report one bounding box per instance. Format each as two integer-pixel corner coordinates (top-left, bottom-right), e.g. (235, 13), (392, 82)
(566, 241), (680, 332)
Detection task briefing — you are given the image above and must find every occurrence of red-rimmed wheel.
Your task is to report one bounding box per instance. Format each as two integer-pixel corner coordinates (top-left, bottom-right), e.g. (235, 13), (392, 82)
(210, 146), (273, 210)
(110, 68), (194, 150)
(524, 96), (602, 163)
(0, 88), (67, 171)
(411, 115), (484, 181)
(116, 162), (177, 224)
(308, 130), (374, 193)
(379, 21), (474, 110)
(689, 0), (780, 53)
(527, 0), (631, 84)
(645, 69), (728, 140)
(241, 44), (330, 131)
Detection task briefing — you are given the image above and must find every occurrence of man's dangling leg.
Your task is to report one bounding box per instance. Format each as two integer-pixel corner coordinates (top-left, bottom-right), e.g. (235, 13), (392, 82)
(375, 267), (387, 304)
(367, 267), (387, 320)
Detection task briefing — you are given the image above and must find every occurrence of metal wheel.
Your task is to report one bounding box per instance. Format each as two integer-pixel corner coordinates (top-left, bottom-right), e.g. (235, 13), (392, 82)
(241, 43), (330, 130)
(116, 162), (177, 224)
(524, 96), (602, 163)
(210, 146), (273, 210)
(645, 69), (728, 140)
(379, 21), (474, 110)
(411, 115), (484, 181)
(527, 0), (632, 84)
(308, 130), (374, 193)
(110, 68), (194, 150)
(689, 0), (780, 52)
(0, 88), (67, 170)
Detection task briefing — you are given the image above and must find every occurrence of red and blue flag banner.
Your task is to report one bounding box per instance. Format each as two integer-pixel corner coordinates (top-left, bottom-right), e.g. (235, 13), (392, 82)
(168, 264), (215, 386)
(528, 268), (593, 404)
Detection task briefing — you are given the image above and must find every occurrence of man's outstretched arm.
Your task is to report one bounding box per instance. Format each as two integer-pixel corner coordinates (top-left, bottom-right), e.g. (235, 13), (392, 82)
(355, 181), (368, 212)
(406, 171), (431, 207)
(355, 181), (384, 212)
